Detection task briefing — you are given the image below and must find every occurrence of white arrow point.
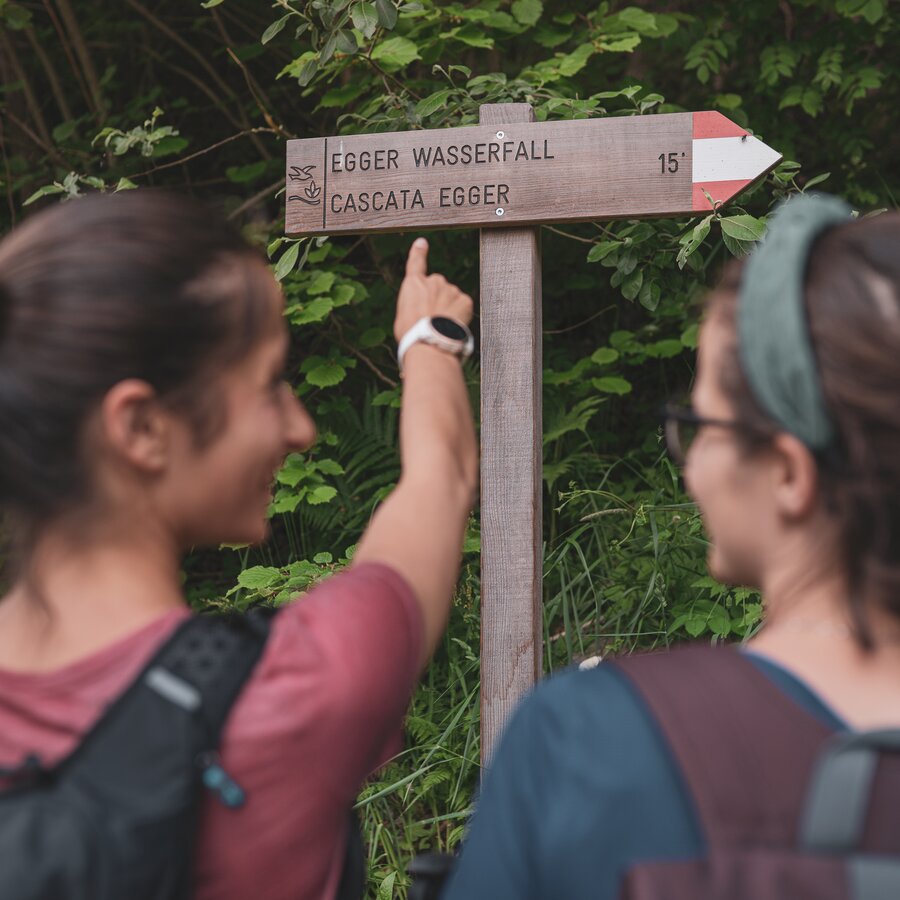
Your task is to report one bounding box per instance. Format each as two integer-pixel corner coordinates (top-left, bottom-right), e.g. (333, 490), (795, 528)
(692, 135), (782, 183)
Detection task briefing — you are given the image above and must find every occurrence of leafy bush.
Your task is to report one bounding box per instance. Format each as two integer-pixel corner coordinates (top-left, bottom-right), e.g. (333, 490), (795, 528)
(2, 0), (896, 893)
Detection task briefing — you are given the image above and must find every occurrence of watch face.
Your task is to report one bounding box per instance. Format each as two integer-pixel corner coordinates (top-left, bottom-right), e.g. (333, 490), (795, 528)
(431, 316), (468, 340)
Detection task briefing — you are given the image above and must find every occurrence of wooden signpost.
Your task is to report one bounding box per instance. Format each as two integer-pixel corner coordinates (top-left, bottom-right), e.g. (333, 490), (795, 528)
(286, 106), (780, 762)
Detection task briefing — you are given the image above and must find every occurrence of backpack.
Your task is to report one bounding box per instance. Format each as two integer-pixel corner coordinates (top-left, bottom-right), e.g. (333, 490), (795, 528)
(608, 644), (900, 900)
(0, 609), (365, 900)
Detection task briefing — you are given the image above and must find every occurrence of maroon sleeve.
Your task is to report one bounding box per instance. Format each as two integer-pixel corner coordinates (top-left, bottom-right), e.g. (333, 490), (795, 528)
(221, 562), (424, 804)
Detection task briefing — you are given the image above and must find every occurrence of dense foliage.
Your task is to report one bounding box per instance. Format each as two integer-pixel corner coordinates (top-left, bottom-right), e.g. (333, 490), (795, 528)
(2, 0), (897, 893)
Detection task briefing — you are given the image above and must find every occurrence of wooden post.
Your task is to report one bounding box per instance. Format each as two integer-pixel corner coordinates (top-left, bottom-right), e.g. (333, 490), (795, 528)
(478, 103), (543, 763)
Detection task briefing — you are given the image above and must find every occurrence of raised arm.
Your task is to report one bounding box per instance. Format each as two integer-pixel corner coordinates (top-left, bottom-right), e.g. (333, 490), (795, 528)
(353, 238), (477, 668)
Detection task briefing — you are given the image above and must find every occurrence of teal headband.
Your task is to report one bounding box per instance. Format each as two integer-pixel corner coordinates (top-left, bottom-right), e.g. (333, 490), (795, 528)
(737, 193), (852, 453)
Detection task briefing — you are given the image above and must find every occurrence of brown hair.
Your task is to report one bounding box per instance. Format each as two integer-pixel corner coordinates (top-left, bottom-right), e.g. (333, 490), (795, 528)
(0, 190), (275, 542)
(707, 213), (900, 643)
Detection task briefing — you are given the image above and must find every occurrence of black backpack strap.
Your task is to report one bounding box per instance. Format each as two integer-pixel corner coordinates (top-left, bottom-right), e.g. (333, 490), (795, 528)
(608, 644), (834, 849)
(141, 609), (275, 753)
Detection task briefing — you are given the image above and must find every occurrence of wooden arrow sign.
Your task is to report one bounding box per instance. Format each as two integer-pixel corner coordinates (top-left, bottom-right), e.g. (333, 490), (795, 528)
(285, 111), (781, 236)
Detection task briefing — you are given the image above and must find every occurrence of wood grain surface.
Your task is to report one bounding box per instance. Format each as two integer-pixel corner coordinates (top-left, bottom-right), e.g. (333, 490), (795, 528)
(286, 113), (694, 235)
(478, 104), (543, 764)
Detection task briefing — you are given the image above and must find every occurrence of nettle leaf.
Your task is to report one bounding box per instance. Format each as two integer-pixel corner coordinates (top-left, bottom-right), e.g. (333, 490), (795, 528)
(719, 214), (766, 242)
(511, 0), (542, 27)
(351, 2), (379, 39)
(455, 25), (494, 49)
(370, 36), (420, 69)
(306, 270), (336, 295)
(307, 485), (338, 505)
(593, 375), (632, 395)
(289, 296), (334, 326)
(237, 566), (281, 591)
(558, 43), (594, 77)
(315, 458), (345, 476)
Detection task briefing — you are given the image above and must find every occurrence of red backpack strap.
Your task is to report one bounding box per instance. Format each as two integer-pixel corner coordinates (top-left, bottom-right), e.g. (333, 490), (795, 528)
(608, 644), (834, 849)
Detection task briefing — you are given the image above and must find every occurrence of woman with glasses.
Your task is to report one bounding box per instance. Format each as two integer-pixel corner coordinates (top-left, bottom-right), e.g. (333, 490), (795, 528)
(443, 194), (900, 899)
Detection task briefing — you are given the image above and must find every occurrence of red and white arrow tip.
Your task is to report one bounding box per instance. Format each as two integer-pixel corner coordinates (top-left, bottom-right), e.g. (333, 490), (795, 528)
(692, 112), (782, 211)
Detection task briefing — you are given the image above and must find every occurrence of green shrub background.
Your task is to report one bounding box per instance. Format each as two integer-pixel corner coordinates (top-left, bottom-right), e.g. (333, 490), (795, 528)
(2, 0), (897, 894)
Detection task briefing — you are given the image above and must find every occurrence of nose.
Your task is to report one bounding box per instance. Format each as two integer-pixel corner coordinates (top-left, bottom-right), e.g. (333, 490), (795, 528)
(282, 386), (317, 452)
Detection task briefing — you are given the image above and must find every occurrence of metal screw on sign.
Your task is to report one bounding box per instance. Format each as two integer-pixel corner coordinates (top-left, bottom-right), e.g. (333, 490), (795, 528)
(495, 208), (504, 217)
(496, 131), (504, 139)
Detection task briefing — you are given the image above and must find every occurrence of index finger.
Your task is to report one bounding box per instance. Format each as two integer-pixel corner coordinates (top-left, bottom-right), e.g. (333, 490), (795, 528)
(405, 237), (429, 278)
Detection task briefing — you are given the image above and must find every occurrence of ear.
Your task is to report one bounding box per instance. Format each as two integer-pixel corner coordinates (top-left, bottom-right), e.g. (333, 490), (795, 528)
(770, 432), (821, 521)
(99, 379), (170, 474)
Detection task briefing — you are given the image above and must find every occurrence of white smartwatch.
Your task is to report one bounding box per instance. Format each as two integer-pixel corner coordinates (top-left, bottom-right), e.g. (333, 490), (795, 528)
(397, 316), (474, 373)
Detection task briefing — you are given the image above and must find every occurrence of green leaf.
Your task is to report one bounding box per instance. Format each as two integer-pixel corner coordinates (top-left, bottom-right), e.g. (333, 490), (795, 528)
(306, 271), (336, 295)
(558, 43), (594, 77)
(352, 2), (380, 39)
(370, 36), (420, 69)
(375, 0), (398, 29)
(719, 214), (766, 242)
(115, 177), (138, 192)
(334, 29), (358, 54)
(289, 296), (333, 325)
(593, 375), (632, 395)
(319, 82), (366, 108)
(680, 323), (699, 349)
(52, 121), (77, 143)
(620, 268), (643, 301)
(313, 552), (334, 564)
(647, 339), (683, 358)
(360, 327), (387, 347)
(305, 359), (347, 388)
(591, 347), (619, 366)
(676, 215), (712, 269)
(226, 161), (267, 184)
(721, 231), (754, 258)
(372, 389), (402, 407)
(201, 0), (225, 7)
(454, 25), (494, 49)
(803, 172), (831, 191)
(237, 566), (281, 590)
(315, 458), (345, 475)
(511, 0), (542, 27)
(261, 14), (290, 45)
(151, 136), (189, 157)
(638, 280), (661, 311)
(586, 241), (619, 263)
(307, 485), (338, 505)
(415, 89), (453, 118)
(23, 183), (65, 206)
(273, 242), (300, 282)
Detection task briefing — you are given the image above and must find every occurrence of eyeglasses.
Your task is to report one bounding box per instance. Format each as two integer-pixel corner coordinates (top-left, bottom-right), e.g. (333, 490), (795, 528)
(662, 403), (749, 466)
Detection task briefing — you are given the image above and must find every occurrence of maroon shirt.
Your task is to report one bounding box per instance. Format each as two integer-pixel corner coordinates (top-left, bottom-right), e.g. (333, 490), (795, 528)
(0, 563), (423, 900)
